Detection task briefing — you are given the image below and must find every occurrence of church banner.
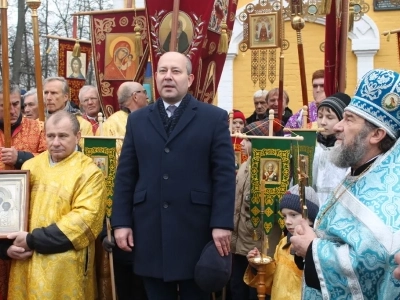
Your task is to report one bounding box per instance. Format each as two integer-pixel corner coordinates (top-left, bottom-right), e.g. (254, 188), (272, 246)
(250, 138), (291, 234)
(58, 39), (92, 107)
(83, 137), (117, 217)
(193, 0), (238, 103)
(83, 137), (117, 300)
(291, 130), (317, 185)
(145, 0), (238, 102)
(89, 9), (150, 116)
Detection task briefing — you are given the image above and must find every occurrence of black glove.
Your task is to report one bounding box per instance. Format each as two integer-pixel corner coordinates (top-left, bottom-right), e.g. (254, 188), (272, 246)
(102, 236), (115, 252)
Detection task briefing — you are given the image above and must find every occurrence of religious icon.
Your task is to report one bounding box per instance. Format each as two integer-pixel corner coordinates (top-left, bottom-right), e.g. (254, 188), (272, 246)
(0, 171), (29, 238)
(260, 158), (281, 185)
(159, 11), (194, 54)
(92, 156), (108, 177)
(66, 51), (87, 80)
(382, 93), (400, 111)
(248, 13), (280, 49)
(208, 0), (229, 33)
(103, 33), (139, 81)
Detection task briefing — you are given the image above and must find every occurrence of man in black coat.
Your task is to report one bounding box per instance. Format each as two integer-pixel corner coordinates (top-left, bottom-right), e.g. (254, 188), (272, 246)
(111, 51), (235, 300)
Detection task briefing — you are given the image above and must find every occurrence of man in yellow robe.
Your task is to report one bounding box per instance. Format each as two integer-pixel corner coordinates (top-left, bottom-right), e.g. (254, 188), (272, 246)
(96, 81), (148, 158)
(43, 76), (93, 148)
(2, 111), (106, 299)
(0, 81), (47, 299)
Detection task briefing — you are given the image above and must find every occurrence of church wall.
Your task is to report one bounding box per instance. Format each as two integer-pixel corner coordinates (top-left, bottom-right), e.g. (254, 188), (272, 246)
(231, 0), (399, 118)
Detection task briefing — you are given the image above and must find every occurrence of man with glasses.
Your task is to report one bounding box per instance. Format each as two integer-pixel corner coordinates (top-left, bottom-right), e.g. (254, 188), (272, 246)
(285, 69), (325, 129)
(79, 85), (103, 134)
(96, 81), (148, 155)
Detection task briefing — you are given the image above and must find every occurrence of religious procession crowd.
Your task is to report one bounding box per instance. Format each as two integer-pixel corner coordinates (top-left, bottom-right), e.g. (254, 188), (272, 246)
(0, 51), (400, 300)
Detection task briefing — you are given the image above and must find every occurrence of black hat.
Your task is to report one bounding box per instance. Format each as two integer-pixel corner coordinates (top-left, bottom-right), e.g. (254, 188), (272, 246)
(318, 92), (351, 120)
(279, 185), (320, 223)
(194, 241), (232, 293)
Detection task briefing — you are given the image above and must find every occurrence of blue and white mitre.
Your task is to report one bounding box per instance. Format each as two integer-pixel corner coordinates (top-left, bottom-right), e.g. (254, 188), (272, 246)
(345, 68), (400, 139)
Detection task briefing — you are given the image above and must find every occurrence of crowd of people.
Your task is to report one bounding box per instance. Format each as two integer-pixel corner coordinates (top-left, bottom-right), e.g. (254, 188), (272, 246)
(0, 52), (400, 300)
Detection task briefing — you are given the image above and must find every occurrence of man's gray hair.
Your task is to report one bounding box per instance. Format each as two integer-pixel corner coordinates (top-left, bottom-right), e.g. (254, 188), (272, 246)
(46, 110), (80, 135)
(253, 90), (268, 99)
(185, 56), (192, 75)
(118, 84), (135, 106)
(43, 77), (70, 96)
(0, 80), (21, 95)
(23, 88), (38, 103)
(78, 85), (98, 104)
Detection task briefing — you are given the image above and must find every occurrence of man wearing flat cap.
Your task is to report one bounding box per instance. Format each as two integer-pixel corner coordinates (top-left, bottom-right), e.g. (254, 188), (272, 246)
(291, 69), (400, 299)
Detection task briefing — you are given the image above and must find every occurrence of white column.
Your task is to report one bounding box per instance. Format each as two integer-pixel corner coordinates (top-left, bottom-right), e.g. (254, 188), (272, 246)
(353, 50), (378, 81)
(217, 53), (237, 112)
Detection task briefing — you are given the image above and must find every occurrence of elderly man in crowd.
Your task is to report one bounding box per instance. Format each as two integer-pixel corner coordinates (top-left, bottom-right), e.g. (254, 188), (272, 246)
(1, 110), (106, 299)
(43, 77), (93, 147)
(291, 69), (400, 299)
(264, 88), (292, 126)
(0, 81), (46, 170)
(23, 88), (39, 120)
(79, 85), (102, 134)
(97, 81), (148, 156)
(246, 89), (268, 125)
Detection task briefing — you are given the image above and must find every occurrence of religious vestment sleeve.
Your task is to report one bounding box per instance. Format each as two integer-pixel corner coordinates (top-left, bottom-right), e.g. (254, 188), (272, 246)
(304, 241), (320, 290)
(26, 224), (74, 254)
(14, 151), (34, 169)
(0, 240), (13, 260)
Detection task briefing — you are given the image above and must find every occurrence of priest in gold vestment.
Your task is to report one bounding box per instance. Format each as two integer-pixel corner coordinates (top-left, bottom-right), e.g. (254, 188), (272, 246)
(2, 111), (106, 299)
(0, 81), (47, 300)
(96, 81), (148, 158)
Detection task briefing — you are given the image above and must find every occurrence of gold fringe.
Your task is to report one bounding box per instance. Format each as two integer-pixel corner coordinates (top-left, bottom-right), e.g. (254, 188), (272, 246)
(387, 31), (391, 42)
(134, 24), (143, 57)
(349, 10), (354, 33)
(319, 0), (332, 15)
(217, 21), (228, 54)
(72, 39), (81, 57)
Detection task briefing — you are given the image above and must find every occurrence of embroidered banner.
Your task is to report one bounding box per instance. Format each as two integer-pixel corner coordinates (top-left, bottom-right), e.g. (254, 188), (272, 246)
(250, 138), (291, 233)
(145, 0), (238, 102)
(83, 137), (117, 300)
(291, 130), (317, 185)
(58, 39), (92, 107)
(83, 137), (117, 217)
(90, 9), (150, 116)
(195, 0), (238, 103)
